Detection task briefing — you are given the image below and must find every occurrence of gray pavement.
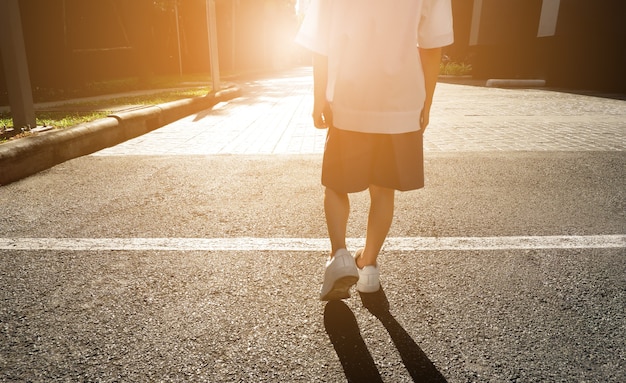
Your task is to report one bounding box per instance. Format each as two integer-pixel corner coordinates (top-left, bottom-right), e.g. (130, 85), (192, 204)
(1, 67), (625, 382)
(93, 67), (625, 155)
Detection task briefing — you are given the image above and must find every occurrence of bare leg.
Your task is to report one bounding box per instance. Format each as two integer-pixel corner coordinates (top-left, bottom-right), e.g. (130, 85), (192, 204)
(358, 184), (395, 268)
(324, 187), (350, 256)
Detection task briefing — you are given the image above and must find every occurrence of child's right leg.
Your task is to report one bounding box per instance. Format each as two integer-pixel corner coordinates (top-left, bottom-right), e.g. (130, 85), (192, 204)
(352, 185), (393, 294)
(359, 184), (395, 268)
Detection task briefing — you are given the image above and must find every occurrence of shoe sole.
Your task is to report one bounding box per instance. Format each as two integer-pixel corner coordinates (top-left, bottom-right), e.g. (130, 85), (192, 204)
(320, 275), (359, 301)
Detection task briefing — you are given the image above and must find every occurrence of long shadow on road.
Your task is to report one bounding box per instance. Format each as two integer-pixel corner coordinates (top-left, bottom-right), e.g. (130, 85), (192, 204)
(324, 300), (383, 382)
(324, 286), (448, 382)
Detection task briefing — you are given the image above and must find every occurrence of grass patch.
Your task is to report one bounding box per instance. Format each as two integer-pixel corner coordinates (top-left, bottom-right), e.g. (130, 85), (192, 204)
(30, 73), (216, 103)
(1, 71), (241, 143)
(1, 87), (211, 134)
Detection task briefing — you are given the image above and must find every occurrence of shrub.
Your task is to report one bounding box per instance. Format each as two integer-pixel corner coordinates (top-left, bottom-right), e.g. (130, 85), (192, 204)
(439, 62), (473, 76)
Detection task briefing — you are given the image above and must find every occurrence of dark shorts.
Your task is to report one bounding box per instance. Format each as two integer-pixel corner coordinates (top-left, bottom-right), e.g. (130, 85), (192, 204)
(322, 126), (424, 193)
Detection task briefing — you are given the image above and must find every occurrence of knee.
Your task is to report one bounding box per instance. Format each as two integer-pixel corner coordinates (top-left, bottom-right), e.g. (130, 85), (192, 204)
(325, 187), (348, 199)
(369, 184), (395, 199)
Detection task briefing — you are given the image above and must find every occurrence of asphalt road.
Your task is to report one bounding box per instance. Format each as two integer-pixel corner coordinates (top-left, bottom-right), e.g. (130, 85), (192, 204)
(1, 68), (625, 382)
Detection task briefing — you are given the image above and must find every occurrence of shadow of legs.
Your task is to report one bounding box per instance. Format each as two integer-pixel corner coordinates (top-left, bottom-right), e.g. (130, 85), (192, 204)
(323, 300), (383, 383)
(360, 286), (448, 383)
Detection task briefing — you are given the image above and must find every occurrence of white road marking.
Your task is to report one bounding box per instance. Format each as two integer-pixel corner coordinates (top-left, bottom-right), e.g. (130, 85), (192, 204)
(0, 235), (624, 252)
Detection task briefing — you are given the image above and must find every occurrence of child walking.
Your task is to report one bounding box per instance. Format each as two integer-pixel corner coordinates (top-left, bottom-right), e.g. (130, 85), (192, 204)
(296, 0), (454, 300)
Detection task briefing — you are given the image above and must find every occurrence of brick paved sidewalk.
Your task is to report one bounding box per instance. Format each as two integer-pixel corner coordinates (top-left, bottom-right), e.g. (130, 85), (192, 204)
(94, 67), (626, 156)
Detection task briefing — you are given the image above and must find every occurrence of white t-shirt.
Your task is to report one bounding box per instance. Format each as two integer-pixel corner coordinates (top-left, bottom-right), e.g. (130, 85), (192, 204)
(295, 0), (454, 134)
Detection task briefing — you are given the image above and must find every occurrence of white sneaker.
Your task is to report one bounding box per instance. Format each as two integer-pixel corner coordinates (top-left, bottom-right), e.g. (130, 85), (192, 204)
(320, 249), (359, 301)
(354, 248), (380, 293)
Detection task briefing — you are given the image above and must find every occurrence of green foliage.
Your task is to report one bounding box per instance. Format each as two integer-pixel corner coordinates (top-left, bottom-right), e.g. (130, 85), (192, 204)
(31, 73), (214, 104)
(439, 61), (472, 76)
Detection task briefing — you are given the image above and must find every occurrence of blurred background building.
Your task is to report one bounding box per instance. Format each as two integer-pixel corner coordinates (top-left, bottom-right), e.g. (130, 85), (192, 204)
(1, 0), (624, 107)
(451, 0), (625, 91)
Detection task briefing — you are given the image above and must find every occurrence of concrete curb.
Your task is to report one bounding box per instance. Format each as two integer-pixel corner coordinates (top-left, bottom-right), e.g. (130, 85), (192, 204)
(486, 79), (546, 88)
(0, 86), (242, 186)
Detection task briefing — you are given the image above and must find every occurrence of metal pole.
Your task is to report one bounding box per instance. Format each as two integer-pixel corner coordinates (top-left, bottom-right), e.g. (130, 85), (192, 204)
(174, 0), (183, 77)
(0, 0), (36, 129)
(231, 0), (236, 72)
(206, 0), (220, 91)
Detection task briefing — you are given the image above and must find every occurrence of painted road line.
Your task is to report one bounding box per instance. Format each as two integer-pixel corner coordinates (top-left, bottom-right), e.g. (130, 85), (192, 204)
(0, 235), (624, 252)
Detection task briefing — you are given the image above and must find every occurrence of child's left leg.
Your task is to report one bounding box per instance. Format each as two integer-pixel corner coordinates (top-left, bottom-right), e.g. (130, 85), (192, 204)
(324, 187), (350, 256)
(358, 184), (395, 268)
